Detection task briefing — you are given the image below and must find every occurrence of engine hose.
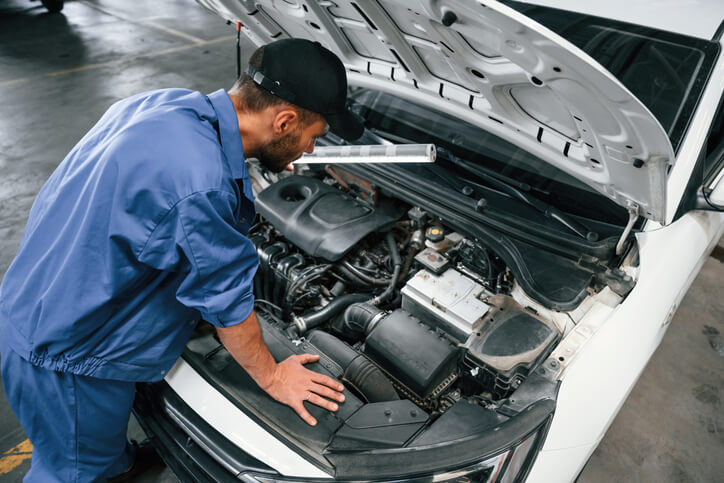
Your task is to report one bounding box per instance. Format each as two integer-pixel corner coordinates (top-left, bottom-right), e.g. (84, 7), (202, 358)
(340, 261), (389, 286)
(306, 330), (399, 403)
(293, 293), (371, 334)
(400, 242), (423, 283)
(335, 265), (375, 287)
(371, 232), (402, 306)
(341, 302), (386, 340)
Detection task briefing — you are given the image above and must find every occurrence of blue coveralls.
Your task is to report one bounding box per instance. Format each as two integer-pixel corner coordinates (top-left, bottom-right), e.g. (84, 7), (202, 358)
(0, 88), (258, 481)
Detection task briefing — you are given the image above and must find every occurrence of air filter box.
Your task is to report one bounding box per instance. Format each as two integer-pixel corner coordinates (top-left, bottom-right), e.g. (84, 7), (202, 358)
(364, 309), (459, 399)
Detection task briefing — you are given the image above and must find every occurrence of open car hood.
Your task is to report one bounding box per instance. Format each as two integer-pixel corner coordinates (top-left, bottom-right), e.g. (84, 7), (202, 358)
(198, 0), (676, 223)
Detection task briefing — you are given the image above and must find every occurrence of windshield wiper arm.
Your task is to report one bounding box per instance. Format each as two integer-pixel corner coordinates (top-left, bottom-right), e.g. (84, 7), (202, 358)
(436, 147), (593, 240)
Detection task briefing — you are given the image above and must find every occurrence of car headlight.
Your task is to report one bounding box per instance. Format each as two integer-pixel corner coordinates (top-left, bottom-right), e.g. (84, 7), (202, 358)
(239, 422), (546, 483)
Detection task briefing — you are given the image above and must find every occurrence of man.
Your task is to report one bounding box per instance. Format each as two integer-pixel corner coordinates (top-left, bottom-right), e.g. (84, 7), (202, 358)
(0, 38), (363, 481)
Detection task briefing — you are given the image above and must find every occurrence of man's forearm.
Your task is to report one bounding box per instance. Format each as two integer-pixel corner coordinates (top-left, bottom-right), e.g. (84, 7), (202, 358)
(215, 309), (346, 426)
(215, 310), (278, 391)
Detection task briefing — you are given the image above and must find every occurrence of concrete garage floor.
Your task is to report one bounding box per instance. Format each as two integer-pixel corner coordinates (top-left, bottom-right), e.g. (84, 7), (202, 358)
(0, 1), (721, 481)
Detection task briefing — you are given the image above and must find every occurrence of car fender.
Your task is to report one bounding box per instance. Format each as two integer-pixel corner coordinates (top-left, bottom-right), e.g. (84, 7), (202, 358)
(527, 209), (724, 482)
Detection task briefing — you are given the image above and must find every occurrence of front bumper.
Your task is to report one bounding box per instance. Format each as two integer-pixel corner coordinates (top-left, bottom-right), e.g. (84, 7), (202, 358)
(133, 382), (276, 482)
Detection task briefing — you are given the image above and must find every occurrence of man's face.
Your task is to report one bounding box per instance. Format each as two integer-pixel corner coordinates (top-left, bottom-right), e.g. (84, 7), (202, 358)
(258, 118), (328, 173)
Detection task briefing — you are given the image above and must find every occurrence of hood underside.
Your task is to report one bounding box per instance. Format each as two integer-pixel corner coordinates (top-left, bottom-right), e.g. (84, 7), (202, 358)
(198, 0), (676, 223)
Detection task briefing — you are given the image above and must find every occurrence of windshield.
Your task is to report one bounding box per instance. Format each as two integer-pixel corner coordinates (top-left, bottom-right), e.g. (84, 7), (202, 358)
(348, 88), (629, 226)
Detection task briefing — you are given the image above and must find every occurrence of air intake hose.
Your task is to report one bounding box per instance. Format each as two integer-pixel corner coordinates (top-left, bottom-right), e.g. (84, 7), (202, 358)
(306, 330), (399, 403)
(291, 231), (400, 334)
(293, 293), (371, 334)
(341, 302), (386, 340)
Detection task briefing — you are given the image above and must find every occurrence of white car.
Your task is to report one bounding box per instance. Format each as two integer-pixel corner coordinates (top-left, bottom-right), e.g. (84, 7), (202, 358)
(133, 1), (724, 482)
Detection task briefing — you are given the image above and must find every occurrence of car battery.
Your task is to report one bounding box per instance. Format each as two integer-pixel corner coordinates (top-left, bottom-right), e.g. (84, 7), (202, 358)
(401, 268), (491, 342)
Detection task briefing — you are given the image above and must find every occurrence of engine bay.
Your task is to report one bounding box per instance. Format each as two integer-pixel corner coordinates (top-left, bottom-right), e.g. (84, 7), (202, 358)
(179, 165), (569, 467)
(246, 169), (562, 413)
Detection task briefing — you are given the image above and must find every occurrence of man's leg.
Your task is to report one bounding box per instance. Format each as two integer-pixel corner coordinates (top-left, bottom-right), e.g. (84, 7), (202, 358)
(1, 346), (136, 482)
(73, 372), (136, 480)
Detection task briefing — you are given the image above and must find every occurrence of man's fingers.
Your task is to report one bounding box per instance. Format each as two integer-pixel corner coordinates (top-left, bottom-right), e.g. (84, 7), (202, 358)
(311, 372), (345, 392)
(306, 392), (339, 412)
(294, 403), (317, 426)
(271, 355), (346, 426)
(293, 354), (345, 392)
(311, 382), (346, 402)
(296, 353), (320, 365)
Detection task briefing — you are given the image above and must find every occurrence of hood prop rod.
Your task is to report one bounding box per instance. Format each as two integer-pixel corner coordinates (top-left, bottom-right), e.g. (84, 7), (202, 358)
(616, 204), (639, 256)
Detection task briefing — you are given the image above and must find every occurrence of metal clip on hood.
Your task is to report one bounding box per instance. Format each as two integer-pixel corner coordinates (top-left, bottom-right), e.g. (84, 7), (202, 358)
(200, 0), (676, 223)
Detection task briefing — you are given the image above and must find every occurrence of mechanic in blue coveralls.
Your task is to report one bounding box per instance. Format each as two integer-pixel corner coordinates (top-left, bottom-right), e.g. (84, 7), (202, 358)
(0, 38), (361, 481)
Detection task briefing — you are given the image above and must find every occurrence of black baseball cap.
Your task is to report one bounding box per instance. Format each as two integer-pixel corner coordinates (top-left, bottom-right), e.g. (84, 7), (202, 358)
(247, 38), (364, 141)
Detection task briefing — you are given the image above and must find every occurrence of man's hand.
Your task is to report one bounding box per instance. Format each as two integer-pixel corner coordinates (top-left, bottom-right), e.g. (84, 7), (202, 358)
(216, 311), (345, 426)
(263, 353), (345, 426)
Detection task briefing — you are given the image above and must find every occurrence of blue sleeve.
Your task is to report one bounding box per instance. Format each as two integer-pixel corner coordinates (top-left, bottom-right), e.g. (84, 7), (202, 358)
(138, 190), (258, 327)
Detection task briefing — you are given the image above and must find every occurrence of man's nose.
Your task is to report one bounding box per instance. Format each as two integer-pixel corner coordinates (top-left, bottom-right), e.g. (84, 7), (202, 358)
(304, 139), (315, 154)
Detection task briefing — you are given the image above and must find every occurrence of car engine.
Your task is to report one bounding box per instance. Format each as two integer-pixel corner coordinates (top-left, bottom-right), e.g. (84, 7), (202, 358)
(249, 170), (560, 411)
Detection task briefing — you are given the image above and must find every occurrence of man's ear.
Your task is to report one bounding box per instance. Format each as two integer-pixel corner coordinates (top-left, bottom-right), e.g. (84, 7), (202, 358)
(273, 109), (300, 136)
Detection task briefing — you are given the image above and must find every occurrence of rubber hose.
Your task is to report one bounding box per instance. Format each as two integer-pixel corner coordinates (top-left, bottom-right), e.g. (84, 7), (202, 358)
(371, 232), (402, 305)
(372, 265), (401, 306)
(341, 261), (389, 286)
(296, 293), (371, 333)
(306, 330), (399, 403)
(386, 231), (402, 266)
(335, 265), (377, 287)
(400, 242), (421, 282)
(342, 302), (385, 339)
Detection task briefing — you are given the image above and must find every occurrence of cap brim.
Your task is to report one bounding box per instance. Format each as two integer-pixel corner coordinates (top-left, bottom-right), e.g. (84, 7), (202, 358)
(325, 108), (364, 142)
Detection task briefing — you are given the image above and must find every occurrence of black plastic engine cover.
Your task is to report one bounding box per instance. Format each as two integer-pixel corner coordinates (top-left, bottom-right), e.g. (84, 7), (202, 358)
(364, 309), (459, 399)
(330, 400), (428, 450)
(255, 175), (405, 261)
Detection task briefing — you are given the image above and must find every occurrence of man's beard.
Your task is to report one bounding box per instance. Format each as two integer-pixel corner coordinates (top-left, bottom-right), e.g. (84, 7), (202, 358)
(257, 127), (303, 173)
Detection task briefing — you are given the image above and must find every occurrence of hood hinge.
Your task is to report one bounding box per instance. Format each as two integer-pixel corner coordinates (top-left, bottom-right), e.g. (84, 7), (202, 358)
(616, 203), (639, 256)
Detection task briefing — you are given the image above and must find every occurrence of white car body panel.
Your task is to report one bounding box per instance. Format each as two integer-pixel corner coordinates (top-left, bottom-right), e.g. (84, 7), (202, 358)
(164, 359), (332, 478)
(526, 442), (597, 483)
(527, 210), (724, 481)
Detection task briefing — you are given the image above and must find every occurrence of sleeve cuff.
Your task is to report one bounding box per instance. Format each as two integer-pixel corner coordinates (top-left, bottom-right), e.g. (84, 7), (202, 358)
(200, 291), (255, 328)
